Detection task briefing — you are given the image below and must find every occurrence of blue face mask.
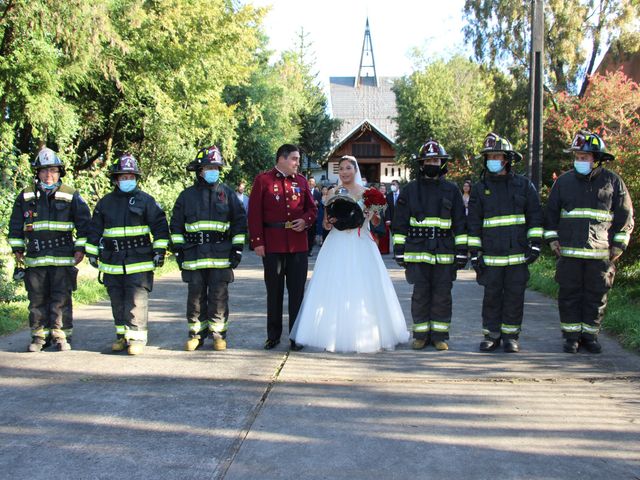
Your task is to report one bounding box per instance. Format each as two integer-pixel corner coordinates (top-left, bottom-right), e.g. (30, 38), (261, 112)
(203, 169), (220, 184)
(574, 160), (593, 175)
(119, 179), (137, 193)
(486, 160), (504, 173)
(42, 181), (60, 190)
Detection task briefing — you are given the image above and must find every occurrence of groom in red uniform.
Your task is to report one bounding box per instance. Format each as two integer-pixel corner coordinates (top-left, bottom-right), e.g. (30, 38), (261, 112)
(248, 144), (317, 350)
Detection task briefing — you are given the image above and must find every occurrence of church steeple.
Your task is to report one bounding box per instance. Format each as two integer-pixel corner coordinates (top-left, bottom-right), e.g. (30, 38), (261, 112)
(355, 18), (378, 87)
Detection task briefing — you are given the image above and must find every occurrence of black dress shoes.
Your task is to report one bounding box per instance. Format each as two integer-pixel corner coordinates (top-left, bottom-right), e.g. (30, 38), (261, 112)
(264, 339), (280, 350)
(563, 339), (579, 354)
(479, 337), (501, 352)
(581, 339), (602, 354)
(290, 340), (304, 351)
(503, 338), (520, 353)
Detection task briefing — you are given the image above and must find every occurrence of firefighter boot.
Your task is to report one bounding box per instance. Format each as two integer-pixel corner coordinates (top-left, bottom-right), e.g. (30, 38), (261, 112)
(412, 338), (428, 350)
(55, 338), (72, 352)
(213, 338), (227, 351)
(563, 339), (579, 354)
(127, 343), (144, 355)
(185, 337), (204, 351)
(581, 338), (602, 354)
(503, 338), (520, 353)
(479, 336), (501, 352)
(432, 340), (449, 351)
(111, 338), (127, 352)
(27, 338), (45, 353)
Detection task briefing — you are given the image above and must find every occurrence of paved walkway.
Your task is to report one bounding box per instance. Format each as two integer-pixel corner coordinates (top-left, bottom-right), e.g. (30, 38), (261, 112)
(1, 252), (639, 479)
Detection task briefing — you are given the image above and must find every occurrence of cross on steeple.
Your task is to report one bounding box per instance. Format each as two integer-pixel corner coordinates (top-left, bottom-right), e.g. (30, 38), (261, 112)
(356, 17), (377, 87)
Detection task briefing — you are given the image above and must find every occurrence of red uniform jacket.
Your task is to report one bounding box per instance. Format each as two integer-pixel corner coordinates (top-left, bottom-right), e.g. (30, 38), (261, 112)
(248, 168), (317, 253)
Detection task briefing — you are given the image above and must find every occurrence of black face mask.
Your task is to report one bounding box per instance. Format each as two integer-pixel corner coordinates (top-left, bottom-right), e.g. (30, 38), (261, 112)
(421, 164), (441, 178)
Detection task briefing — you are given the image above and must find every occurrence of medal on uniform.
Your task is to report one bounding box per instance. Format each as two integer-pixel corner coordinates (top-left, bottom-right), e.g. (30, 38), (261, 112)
(274, 184), (280, 201)
(292, 194), (298, 200)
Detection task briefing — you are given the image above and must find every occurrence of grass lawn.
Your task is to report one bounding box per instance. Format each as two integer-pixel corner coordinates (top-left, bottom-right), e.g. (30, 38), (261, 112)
(0, 256), (179, 336)
(529, 254), (640, 351)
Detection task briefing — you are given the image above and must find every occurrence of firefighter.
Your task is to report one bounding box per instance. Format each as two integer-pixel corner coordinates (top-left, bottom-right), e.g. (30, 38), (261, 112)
(8, 148), (91, 352)
(85, 154), (169, 355)
(467, 133), (543, 353)
(545, 131), (634, 354)
(392, 140), (467, 351)
(170, 146), (247, 351)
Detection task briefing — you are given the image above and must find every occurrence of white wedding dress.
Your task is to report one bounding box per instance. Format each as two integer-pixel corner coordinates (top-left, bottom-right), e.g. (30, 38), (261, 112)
(290, 192), (409, 353)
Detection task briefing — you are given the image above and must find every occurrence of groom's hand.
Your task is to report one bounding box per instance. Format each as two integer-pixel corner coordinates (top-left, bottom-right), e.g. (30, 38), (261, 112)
(254, 246), (266, 257)
(291, 218), (306, 232)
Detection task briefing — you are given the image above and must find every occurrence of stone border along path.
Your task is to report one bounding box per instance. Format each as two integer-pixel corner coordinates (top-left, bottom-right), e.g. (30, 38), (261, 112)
(0, 251), (639, 480)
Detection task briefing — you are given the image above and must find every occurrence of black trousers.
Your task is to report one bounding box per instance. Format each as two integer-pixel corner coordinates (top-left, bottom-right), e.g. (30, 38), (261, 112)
(556, 257), (615, 340)
(25, 266), (77, 343)
(104, 272), (153, 344)
(185, 268), (233, 340)
(477, 264), (529, 339)
(307, 224), (317, 253)
(406, 263), (455, 341)
(263, 252), (308, 341)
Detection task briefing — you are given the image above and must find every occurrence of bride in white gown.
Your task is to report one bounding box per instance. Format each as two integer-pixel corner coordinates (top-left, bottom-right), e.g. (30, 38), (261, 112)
(290, 155), (409, 353)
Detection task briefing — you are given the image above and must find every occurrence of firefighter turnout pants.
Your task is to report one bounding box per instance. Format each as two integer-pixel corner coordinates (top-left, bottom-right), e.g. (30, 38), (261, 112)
(555, 257), (615, 341)
(25, 266), (78, 344)
(406, 263), (455, 341)
(184, 268), (233, 340)
(103, 271), (153, 345)
(477, 263), (529, 339)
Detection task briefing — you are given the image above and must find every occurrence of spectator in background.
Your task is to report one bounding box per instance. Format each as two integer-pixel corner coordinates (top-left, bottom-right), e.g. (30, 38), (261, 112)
(385, 179), (401, 228)
(236, 181), (249, 213)
(307, 177), (322, 257)
(462, 179), (472, 216)
(316, 185), (328, 246)
(321, 185), (336, 241)
(376, 183), (390, 254)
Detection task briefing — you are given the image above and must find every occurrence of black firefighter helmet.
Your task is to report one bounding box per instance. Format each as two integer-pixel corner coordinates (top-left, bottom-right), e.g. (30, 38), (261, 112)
(417, 139), (451, 175)
(187, 145), (224, 172)
(564, 130), (615, 162)
(479, 132), (523, 164)
(110, 153), (142, 179)
(325, 187), (365, 231)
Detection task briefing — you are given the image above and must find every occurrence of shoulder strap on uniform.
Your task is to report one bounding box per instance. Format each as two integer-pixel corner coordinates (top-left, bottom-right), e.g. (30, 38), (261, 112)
(54, 184), (76, 202)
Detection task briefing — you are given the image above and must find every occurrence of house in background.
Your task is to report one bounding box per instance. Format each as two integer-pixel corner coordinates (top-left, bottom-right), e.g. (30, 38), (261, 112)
(324, 19), (409, 186)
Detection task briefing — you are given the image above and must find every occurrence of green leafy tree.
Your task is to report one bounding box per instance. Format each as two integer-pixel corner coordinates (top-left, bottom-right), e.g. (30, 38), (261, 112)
(393, 54), (494, 183)
(463, 0), (640, 94)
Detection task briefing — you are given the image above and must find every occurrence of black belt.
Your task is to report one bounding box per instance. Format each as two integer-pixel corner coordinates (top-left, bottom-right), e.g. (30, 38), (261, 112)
(263, 222), (294, 229)
(102, 235), (151, 252)
(27, 234), (73, 253)
(184, 231), (228, 244)
(408, 226), (451, 239)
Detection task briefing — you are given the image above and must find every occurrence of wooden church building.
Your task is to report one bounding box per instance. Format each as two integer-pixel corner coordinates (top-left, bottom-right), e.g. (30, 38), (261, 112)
(324, 19), (409, 185)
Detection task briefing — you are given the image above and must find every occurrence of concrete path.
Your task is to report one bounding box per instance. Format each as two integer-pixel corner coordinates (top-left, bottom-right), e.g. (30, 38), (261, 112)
(1, 253), (639, 480)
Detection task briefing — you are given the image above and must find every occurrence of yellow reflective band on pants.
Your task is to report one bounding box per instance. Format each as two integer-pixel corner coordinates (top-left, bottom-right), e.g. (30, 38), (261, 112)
(115, 325), (126, 335)
(430, 321), (449, 333)
(32, 328), (51, 339)
(51, 328), (73, 339)
(413, 322), (430, 333)
(208, 321), (228, 333)
(124, 327), (148, 343)
(501, 324), (520, 335)
(189, 321), (208, 334)
(561, 323), (600, 335)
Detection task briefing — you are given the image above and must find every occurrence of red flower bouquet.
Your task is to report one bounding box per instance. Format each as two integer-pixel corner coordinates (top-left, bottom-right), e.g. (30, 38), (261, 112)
(362, 187), (387, 215)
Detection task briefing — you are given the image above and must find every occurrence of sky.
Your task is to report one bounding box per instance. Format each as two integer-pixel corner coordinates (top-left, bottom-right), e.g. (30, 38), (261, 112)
(248, 0), (471, 85)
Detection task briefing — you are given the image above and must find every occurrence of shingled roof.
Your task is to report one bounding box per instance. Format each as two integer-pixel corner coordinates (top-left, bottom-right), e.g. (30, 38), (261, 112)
(329, 75), (399, 142)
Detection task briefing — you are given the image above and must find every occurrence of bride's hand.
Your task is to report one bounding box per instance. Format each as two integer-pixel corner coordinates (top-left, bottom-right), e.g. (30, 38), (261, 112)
(323, 216), (336, 230)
